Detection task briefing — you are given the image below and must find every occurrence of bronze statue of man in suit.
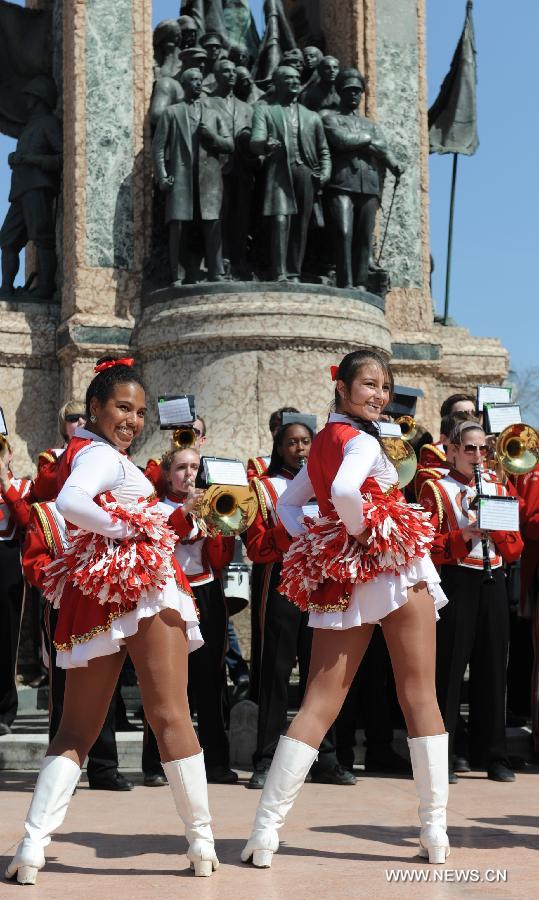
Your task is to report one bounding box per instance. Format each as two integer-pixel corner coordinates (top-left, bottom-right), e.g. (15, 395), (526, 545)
(323, 68), (403, 290)
(152, 67), (233, 283)
(250, 66), (331, 283)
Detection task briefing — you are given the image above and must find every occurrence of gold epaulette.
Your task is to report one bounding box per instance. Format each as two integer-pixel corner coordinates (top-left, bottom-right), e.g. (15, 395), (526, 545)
(419, 443), (447, 464)
(419, 479), (445, 527)
(250, 476), (268, 524)
(38, 451), (55, 465)
(31, 502), (55, 553)
(248, 456), (266, 477)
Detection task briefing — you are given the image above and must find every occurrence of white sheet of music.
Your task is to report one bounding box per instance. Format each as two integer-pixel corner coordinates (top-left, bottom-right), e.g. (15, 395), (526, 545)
(477, 385), (512, 411)
(0, 406), (7, 435)
(478, 497), (519, 531)
(158, 397), (193, 426)
(485, 404), (521, 433)
(204, 459), (248, 486)
(302, 504), (319, 519)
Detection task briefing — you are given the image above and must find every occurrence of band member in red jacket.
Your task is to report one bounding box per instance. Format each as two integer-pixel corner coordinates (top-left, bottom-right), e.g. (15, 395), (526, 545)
(144, 416), (207, 496)
(246, 406), (299, 481)
(158, 445), (236, 784)
(420, 420), (523, 783)
(513, 463), (539, 762)
(246, 418), (355, 789)
(0, 435), (32, 735)
(31, 400), (86, 502)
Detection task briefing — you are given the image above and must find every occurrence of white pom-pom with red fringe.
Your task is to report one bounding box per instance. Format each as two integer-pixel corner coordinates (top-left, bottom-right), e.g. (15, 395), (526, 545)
(279, 497), (436, 612)
(43, 498), (178, 609)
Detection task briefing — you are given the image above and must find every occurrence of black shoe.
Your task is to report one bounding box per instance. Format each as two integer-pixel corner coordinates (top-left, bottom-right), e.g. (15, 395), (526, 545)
(449, 770), (459, 784)
(0, 722), (12, 736)
(310, 764), (357, 786)
(487, 761), (515, 783)
(89, 771), (134, 791)
(206, 764), (238, 784)
(248, 761), (271, 790)
(364, 747), (412, 774)
(143, 772), (167, 787)
(453, 756), (471, 773)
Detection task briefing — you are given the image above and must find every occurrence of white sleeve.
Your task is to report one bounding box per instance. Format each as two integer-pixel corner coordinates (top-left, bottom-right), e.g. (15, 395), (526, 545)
(331, 433), (381, 535)
(276, 466), (315, 537)
(156, 501), (201, 541)
(56, 444), (131, 539)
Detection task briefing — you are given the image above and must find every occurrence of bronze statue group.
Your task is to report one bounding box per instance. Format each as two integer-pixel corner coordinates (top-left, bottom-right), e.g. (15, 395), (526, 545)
(2, 348), (538, 884)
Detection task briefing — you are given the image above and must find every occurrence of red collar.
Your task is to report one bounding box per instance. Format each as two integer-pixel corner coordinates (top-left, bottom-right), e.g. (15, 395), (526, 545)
(165, 491), (187, 504)
(448, 467), (474, 487)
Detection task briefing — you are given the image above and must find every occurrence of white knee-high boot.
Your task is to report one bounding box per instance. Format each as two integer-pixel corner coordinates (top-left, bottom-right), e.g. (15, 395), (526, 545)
(163, 752), (219, 877)
(5, 755), (81, 885)
(241, 735), (318, 868)
(407, 733), (450, 864)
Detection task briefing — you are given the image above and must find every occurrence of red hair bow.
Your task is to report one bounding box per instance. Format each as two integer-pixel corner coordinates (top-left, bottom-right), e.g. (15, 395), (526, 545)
(94, 357), (135, 374)
(330, 365), (340, 381)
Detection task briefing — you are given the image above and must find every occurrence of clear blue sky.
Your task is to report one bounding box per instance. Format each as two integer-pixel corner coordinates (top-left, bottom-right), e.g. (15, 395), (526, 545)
(1, 0), (536, 373)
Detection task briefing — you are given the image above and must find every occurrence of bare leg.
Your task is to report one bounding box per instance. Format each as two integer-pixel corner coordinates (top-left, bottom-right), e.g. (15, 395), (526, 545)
(125, 608), (200, 761)
(287, 624), (375, 749)
(381, 583), (445, 737)
(47, 649), (126, 766)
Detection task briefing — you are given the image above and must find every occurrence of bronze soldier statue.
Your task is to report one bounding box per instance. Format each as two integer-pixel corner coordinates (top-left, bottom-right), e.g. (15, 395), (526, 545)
(0, 75), (62, 301)
(150, 20), (184, 127)
(152, 67), (233, 284)
(250, 65), (331, 283)
(323, 68), (403, 290)
(301, 55), (340, 113)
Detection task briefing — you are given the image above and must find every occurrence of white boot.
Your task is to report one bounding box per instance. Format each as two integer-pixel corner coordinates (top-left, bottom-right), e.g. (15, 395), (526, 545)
(5, 755), (80, 885)
(407, 733), (450, 864)
(241, 735), (318, 868)
(163, 752), (219, 877)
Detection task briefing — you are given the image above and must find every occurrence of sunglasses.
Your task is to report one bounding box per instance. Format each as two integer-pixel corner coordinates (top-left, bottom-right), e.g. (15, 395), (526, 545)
(65, 414), (86, 423)
(462, 443), (488, 454)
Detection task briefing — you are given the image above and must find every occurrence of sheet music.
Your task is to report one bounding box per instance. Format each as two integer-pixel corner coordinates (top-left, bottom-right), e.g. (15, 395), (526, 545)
(478, 497), (519, 532)
(302, 503), (319, 519)
(157, 396), (193, 427)
(477, 385), (512, 412)
(484, 404), (521, 434)
(377, 422), (402, 438)
(204, 458), (248, 487)
(0, 407), (7, 436)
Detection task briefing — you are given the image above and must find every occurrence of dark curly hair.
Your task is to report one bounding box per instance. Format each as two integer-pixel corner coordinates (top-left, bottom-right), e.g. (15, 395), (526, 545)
(85, 356), (146, 418)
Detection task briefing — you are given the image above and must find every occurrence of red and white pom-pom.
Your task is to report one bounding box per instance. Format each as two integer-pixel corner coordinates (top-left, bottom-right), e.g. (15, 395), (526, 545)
(43, 498), (178, 609)
(279, 496), (435, 611)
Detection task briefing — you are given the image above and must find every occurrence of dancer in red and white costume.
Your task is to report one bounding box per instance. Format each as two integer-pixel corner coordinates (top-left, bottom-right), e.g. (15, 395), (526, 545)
(6, 357), (219, 886)
(242, 349), (450, 868)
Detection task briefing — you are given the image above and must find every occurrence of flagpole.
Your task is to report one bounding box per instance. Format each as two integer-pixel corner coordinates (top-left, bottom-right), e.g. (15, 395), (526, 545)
(443, 153), (459, 324)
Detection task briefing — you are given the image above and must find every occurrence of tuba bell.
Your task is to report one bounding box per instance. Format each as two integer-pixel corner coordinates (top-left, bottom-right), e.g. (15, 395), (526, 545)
(197, 483), (258, 537)
(380, 437), (418, 489)
(395, 415), (418, 442)
(172, 425), (196, 450)
(495, 423), (539, 476)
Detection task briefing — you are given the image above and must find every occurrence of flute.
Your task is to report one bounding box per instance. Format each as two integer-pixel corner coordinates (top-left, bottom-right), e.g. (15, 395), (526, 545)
(472, 462), (494, 584)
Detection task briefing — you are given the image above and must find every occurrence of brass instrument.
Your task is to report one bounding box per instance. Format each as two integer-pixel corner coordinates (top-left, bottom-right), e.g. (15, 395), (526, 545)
(395, 415), (418, 442)
(172, 425), (196, 450)
(197, 483), (258, 537)
(381, 437), (417, 489)
(494, 423), (539, 476)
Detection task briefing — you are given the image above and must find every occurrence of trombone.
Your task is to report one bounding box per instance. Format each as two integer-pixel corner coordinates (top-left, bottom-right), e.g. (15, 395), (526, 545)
(493, 423), (539, 476)
(380, 436), (418, 489)
(395, 415), (418, 442)
(172, 425), (197, 450)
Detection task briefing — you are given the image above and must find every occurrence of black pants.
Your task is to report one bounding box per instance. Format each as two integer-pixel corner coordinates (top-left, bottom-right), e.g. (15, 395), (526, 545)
(436, 565), (510, 768)
(188, 579), (230, 768)
(0, 540), (24, 727)
(253, 561), (338, 768)
(335, 626), (394, 768)
(44, 605), (120, 781)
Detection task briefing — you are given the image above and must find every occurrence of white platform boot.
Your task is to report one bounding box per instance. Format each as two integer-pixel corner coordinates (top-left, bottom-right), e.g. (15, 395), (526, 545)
(163, 752), (219, 877)
(5, 756), (81, 885)
(241, 735), (318, 868)
(407, 733), (450, 864)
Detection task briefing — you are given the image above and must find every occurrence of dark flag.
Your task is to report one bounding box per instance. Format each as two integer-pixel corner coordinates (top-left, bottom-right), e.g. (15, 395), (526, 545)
(223, 0), (260, 58)
(0, 0), (51, 139)
(252, 0), (297, 85)
(428, 0), (478, 156)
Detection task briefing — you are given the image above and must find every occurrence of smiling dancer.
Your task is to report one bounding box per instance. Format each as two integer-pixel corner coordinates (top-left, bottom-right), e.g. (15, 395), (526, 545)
(242, 349), (450, 868)
(6, 357), (219, 885)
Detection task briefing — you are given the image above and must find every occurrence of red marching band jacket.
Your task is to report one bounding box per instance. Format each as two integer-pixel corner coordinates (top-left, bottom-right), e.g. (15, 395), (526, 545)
(0, 475), (32, 539)
(414, 441), (449, 501)
(163, 493), (234, 584)
(419, 469), (523, 568)
(246, 455), (270, 482)
(245, 473), (293, 564)
(513, 464), (539, 611)
(22, 502), (68, 591)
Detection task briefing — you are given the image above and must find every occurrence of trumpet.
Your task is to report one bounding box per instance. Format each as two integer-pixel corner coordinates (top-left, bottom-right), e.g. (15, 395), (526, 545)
(381, 437), (417, 489)
(395, 415), (418, 442)
(172, 425), (196, 450)
(494, 423), (539, 476)
(196, 483), (258, 537)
